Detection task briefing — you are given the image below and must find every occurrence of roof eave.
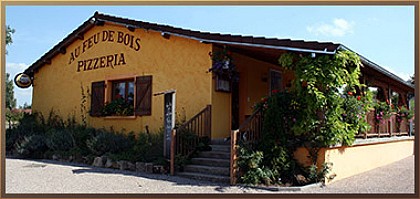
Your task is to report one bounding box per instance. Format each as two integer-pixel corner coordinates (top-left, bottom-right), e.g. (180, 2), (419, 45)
(24, 15), (96, 75)
(337, 45), (414, 91)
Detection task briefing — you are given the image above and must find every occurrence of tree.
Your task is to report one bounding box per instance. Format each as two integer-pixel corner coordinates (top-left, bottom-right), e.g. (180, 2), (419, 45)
(5, 25), (16, 109)
(5, 73), (16, 109)
(6, 25), (15, 45)
(5, 25), (18, 128)
(408, 75), (414, 85)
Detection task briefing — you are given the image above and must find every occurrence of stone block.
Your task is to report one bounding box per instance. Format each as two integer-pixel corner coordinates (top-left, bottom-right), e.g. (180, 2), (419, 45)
(117, 160), (128, 170)
(92, 157), (104, 167)
(136, 162), (145, 172)
(145, 163), (154, 173)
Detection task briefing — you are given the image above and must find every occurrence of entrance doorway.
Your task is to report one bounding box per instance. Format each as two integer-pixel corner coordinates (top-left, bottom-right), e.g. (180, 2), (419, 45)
(231, 78), (239, 130)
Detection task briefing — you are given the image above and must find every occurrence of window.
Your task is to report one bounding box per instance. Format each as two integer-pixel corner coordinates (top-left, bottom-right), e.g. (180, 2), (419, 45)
(270, 70), (282, 94)
(215, 74), (231, 92)
(90, 75), (152, 117)
(111, 79), (135, 106)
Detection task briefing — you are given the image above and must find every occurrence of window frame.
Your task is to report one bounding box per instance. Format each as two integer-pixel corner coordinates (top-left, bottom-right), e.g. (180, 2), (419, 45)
(111, 79), (135, 105)
(215, 74), (231, 92)
(104, 74), (137, 118)
(269, 69), (283, 95)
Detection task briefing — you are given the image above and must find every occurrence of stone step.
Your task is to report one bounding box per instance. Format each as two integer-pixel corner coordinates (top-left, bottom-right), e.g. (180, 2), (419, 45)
(209, 145), (231, 152)
(177, 172), (230, 184)
(198, 151), (230, 159)
(211, 138), (231, 145)
(191, 157), (230, 167)
(184, 164), (230, 176)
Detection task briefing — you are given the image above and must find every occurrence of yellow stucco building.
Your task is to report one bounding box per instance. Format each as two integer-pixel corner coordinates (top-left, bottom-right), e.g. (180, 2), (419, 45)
(20, 12), (415, 185)
(22, 12), (414, 142)
(22, 12), (298, 140)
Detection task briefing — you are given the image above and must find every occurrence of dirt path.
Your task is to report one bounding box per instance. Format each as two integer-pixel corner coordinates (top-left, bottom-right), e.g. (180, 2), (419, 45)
(5, 155), (414, 194)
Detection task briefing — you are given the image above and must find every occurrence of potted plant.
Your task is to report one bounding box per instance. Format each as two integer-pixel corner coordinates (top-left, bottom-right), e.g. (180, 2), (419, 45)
(101, 98), (134, 116)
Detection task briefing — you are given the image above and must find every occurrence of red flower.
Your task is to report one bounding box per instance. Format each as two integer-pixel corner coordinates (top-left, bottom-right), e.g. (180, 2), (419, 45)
(386, 99), (390, 104)
(347, 91), (353, 96)
(357, 96), (361, 101)
(272, 89), (279, 94)
(261, 97), (268, 102)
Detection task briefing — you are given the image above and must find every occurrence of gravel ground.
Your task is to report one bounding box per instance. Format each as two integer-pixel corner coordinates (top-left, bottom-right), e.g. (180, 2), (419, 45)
(5, 155), (415, 194)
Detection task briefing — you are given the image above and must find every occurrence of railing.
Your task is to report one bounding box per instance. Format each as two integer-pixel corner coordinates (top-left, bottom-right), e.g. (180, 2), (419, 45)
(170, 105), (211, 175)
(230, 106), (263, 185)
(361, 109), (411, 138)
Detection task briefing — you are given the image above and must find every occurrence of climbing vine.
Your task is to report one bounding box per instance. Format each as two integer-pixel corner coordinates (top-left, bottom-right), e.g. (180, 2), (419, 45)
(238, 50), (373, 186)
(279, 51), (369, 148)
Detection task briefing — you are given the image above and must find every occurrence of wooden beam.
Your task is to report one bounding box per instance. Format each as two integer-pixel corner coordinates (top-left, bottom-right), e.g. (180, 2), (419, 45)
(58, 47), (66, 54)
(76, 33), (84, 40)
(170, 129), (176, 176)
(43, 59), (51, 65)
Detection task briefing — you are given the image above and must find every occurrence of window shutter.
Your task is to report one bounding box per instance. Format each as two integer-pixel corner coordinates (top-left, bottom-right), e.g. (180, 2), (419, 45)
(90, 81), (105, 116)
(135, 76), (152, 116)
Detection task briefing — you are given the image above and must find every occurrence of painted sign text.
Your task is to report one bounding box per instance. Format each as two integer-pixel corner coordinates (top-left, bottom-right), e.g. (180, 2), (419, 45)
(77, 53), (126, 72)
(69, 30), (141, 65)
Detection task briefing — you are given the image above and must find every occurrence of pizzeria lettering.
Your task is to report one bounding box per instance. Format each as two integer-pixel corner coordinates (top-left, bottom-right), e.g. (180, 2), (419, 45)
(77, 53), (126, 72)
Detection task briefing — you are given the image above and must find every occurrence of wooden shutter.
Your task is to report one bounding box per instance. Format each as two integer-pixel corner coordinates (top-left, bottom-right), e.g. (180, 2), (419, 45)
(90, 81), (105, 116)
(135, 76), (152, 116)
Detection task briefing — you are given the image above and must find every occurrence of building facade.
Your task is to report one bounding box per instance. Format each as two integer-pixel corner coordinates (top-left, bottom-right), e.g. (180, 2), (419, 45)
(22, 12), (414, 141)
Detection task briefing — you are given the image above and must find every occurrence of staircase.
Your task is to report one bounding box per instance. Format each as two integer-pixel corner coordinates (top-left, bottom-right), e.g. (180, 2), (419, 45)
(177, 143), (231, 184)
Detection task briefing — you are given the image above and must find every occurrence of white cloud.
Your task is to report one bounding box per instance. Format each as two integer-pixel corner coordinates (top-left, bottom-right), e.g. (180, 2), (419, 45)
(6, 62), (28, 78)
(381, 65), (412, 82)
(5, 62), (32, 107)
(307, 18), (355, 37)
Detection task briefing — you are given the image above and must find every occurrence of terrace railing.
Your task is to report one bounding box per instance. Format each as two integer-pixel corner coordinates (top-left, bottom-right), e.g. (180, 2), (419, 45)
(362, 109), (411, 138)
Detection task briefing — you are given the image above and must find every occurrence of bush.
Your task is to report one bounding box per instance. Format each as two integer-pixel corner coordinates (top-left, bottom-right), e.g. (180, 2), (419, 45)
(16, 135), (48, 158)
(46, 128), (75, 151)
(8, 109), (166, 166)
(6, 128), (19, 151)
(133, 130), (163, 162)
(86, 129), (135, 156)
(72, 126), (96, 156)
(238, 146), (275, 185)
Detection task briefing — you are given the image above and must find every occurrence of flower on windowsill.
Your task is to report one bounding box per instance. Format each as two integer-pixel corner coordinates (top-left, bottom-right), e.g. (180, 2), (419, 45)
(101, 98), (134, 116)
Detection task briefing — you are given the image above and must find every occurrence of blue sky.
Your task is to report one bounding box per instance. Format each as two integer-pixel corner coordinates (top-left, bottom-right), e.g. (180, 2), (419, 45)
(5, 5), (415, 106)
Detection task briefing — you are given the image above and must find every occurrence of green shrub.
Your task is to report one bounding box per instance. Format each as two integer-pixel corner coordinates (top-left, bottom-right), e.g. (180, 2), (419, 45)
(133, 130), (163, 162)
(46, 128), (75, 151)
(6, 128), (19, 151)
(86, 129), (134, 156)
(108, 151), (136, 162)
(238, 146), (275, 185)
(306, 162), (333, 183)
(72, 126), (96, 155)
(16, 135), (48, 158)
